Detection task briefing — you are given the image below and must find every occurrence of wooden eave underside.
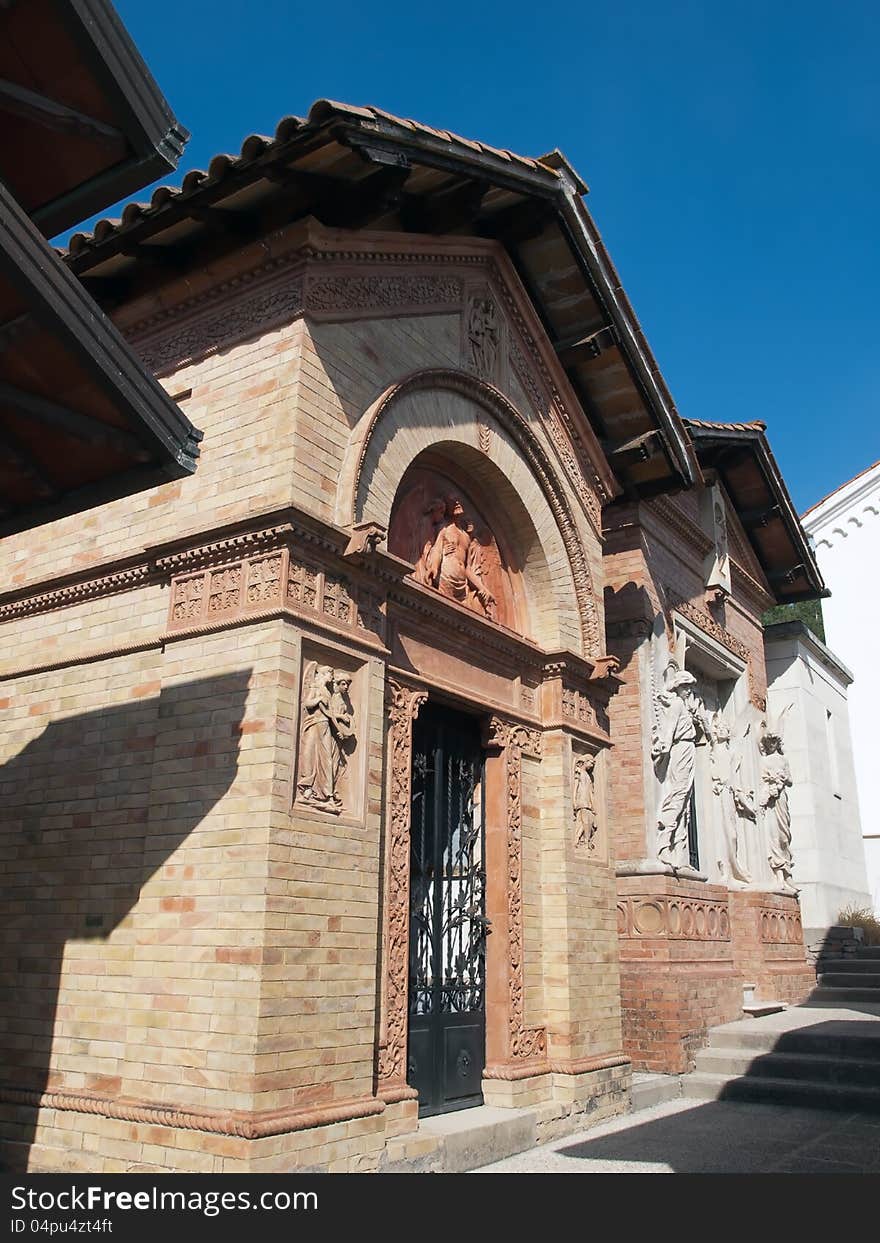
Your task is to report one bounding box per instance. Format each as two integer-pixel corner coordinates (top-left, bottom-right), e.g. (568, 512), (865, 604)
(686, 422), (826, 604)
(0, 179), (201, 534)
(0, 0), (188, 238)
(63, 101), (700, 501)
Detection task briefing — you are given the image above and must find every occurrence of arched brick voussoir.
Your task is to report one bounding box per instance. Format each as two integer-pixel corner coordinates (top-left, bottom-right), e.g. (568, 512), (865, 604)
(336, 369), (601, 656)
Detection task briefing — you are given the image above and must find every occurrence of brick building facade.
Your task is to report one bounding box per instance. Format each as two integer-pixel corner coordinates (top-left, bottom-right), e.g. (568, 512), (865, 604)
(0, 103), (824, 1172)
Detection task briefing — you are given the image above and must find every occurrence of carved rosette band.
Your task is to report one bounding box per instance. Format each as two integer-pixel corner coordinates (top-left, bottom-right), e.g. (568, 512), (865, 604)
(760, 907), (802, 945)
(377, 679), (428, 1090)
(485, 715), (547, 1062)
(617, 896), (731, 942)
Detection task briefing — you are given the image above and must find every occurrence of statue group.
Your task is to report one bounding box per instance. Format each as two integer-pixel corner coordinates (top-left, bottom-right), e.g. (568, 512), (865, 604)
(651, 642), (795, 891)
(296, 663), (357, 814)
(414, 494), (498, 620)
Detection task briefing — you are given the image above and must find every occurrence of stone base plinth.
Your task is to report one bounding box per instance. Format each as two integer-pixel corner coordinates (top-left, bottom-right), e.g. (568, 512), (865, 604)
(0, 1060), (634, 1173)
(616, 875), (814, 1074)
(729, 889), (814, 1005)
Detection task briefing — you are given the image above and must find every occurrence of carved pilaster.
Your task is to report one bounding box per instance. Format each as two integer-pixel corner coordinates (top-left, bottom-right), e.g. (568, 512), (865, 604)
(484, 715), (547, 1065)
(377, 678), (428, 1092)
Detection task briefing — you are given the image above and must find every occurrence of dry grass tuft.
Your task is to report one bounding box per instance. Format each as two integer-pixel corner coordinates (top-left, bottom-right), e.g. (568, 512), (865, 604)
(837, 905), (880, 945)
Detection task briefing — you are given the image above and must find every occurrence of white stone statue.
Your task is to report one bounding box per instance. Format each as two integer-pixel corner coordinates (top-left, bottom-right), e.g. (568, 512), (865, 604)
(759, 718), (795, 893)
(709, 712), (755, 886)
(652, 668), (700, 867)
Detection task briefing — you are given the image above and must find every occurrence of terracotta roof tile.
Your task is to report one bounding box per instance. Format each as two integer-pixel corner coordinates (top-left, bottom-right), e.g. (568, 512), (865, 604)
(60, 99), (562, 258)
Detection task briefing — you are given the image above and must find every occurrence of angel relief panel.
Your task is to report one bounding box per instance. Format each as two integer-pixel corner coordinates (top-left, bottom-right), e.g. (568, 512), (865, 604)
(388, 466), (524, 633)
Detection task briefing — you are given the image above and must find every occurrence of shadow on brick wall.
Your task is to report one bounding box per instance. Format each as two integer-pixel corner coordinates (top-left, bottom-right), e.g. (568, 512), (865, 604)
(0, 670), (251, 1171)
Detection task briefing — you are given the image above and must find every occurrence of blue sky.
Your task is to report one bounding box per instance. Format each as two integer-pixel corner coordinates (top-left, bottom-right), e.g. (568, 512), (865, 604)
(73, 0), (879, 511)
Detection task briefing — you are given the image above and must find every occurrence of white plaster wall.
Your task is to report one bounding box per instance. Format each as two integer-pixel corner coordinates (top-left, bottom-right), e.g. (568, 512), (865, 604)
(765, 627), (871, 934)
(803, 463), (880, 917)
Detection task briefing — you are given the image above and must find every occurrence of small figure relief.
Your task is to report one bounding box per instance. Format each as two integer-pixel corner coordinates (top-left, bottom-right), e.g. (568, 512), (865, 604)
(296, 662), (358, 814)
(702, 483), (732, 600)
(759, 718), (796, 893)
(389, 467), (518, 629)
(651, 668), (701, 868)
(466, 294), (500, 382)
(329, 670), (357, 789)
(573, 753), (599, 851)
(709, 712), (756, 887)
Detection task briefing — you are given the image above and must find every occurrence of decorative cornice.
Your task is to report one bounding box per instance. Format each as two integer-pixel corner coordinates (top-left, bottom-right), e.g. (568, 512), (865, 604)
(647, 496), (714, 557)
(0, 639), (162, 684)
(0, 1082), (384, 1140)
(0, 564), (151, 623)
(730, 561), (774, 609)
(154, 523), (298, 572)
(670, 596), (765, 710)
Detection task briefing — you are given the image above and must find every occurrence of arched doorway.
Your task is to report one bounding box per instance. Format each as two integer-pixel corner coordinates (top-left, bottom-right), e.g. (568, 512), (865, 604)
(351, 372), (614, 1118)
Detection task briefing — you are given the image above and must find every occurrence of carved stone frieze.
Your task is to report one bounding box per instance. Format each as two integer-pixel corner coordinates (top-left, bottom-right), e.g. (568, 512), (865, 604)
(760, 907), (802, 945)
(486, 715), (547, 1062)
(165, 543), (387, 645)
(137, 276), (305, 375)
(378, 679), (428, 1088)
(617, 896), (731, 941)
(305, 272), (462, 315)
(562, 685), (596, 728)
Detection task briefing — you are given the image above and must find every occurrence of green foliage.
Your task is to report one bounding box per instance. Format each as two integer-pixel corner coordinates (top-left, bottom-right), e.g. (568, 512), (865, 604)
(762, 598), (826, 643)
(837, 905), (880, 945)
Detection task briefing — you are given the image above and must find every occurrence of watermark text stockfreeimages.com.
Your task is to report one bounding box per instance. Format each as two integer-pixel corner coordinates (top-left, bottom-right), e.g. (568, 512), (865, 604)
(11, 1186), (318, 1219)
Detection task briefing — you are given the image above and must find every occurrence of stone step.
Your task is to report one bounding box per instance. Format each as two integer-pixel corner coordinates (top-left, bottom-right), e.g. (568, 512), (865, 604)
(706, 1021), (880, 1059)
(684, 1072), (880, 1113)
(851, 947), (880, 959)
(695, 1047), (880, 1086)
(631, 1073), (682, 1112)
(817, 972), (880, 989)
(816, 958), (880, 974)
(808, 985), (880, 1005)
(416, 1105), (537, 1173)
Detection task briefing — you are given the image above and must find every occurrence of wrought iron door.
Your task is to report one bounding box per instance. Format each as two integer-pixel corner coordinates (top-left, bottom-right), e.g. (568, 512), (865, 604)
(407, 705), (486, 1116)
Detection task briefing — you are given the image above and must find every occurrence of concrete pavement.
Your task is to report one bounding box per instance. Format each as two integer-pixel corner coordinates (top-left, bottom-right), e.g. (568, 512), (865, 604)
(474, 1096), (880, 1173)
